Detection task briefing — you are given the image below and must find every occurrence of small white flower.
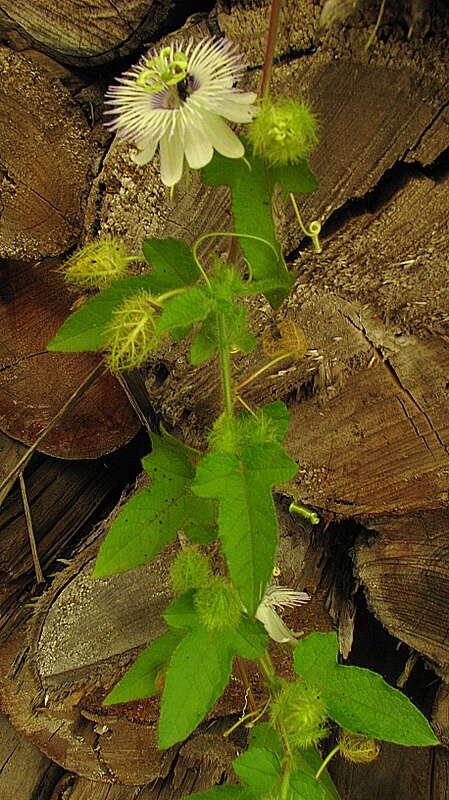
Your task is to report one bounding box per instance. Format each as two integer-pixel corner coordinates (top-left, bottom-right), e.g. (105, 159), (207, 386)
(105, 37), (257, 186)
(256, 585), (310, 644)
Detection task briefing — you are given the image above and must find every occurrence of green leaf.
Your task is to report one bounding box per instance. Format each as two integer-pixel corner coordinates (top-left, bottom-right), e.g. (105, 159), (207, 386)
(233, 747), (280, 794)
(231, 616), (268, 660)
(142, 238), (200, 291)
(190, 314), (218, 365)
(92, 432), (214, 578)
(270, 160), (317, 196)
(294, 632), (439, 747)
(103, 629), (184, 705)
(164, 592), (198, 630)
(47, 275), (156, 352)
(192, 442), (297, 613)
(248, 723), (283, 757)
(203, 148), (292, 309)
(297, 748), (342, 800)
(158, 627), (234, 748)
(157, 286), (213, 333)
(184, 519), (218, 544)
(289, 772), (326, 800)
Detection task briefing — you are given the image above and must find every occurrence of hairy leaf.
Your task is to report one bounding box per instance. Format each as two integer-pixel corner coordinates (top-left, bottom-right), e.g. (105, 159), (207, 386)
(231, 616), (268, 660)
(294, 632), (439, 746)
(103, 629), (184, 705)
(202, 144), (316, 308)
(297, 748), (342, 800)
(192, 442), (297, 613)
(203, 150), (291, 308)
(92, 433), (214, 577)
(164, 592), (198, 631)
(248, 723), (283, 757)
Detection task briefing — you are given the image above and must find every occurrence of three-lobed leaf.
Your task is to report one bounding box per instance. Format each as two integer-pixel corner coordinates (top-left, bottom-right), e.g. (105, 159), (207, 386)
(294, 632), (439, 747)
(192, 442), (297, 613)
(157, 286), (213, 333)
(203, 149), (291, 309)
(202, 143), (316, 309)
(289, 772), (326, 800)
(92, 432), (215, 578)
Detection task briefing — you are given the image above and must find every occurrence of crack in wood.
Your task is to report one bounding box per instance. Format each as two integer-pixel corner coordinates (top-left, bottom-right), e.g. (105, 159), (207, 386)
(0, 744), (18, 775)
(342, 312), (449, 458)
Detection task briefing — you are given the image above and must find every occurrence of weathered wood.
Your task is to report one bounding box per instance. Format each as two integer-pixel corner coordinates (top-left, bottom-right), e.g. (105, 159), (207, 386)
(0, 0), (191, 66)
(328, 740), (434, 800)
(0, 47), (94, 259)
(0, 712), (61, 800)
(0, 432), (147, 643)
(354, 510), (449, 674)
(0, 258), (140, 457)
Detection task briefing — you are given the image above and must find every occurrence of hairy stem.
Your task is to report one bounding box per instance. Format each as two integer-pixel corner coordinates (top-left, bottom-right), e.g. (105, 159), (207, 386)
(217, 312), (234, 418)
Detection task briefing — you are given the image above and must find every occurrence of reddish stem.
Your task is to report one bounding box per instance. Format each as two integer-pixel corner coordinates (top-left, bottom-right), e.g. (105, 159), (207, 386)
(259, 0), (282, 98)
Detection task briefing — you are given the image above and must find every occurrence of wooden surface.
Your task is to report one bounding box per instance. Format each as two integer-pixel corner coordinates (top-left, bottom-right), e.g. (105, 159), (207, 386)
(0, 0), (449, 797)
(0, 259), (140, 457)
(0, 0), (188, 65)
(0, 47), (94, 259)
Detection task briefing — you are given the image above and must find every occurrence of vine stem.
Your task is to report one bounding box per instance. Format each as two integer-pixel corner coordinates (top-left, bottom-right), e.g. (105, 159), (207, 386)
(259, 0), (283, 98)
(289, 193), (322, 253)
(315, 744), (340, 780)
(217, 312), (234, 418)
(234, 352), (293, 393)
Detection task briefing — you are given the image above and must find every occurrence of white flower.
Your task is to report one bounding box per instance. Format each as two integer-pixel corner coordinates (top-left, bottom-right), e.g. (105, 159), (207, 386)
(256, 585), (310, 644)
(105, 37), (257, 186)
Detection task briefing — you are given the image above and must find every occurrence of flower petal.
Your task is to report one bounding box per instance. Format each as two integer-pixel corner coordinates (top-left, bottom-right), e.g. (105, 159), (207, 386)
(131, 137), (158, 165)
(200, 113), (244, 159)
(183, 120), (214, 169)
(159, 126), (185, 186)
(255, 604), (299, 644)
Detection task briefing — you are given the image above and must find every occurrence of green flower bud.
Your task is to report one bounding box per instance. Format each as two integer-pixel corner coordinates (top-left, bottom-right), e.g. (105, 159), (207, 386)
(339, 729), (381, 763)
(170, 547), (211, 594)
(194, 576), (242, 632)
(248, 98), (319, 166)
(270, 681), (328, 748)
(104, 289), (162, 372)
(60, 238), (135, 290)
